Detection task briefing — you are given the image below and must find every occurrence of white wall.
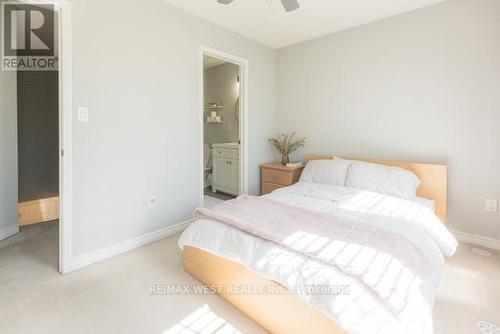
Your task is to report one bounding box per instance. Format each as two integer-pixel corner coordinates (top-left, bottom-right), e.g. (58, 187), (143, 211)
(0, 69), (19, 240)
(71, 0), (276, 257)
(277, 0), (500, 239)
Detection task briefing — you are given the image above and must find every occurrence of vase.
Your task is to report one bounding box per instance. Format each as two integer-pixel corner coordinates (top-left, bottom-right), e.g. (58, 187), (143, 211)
(281, 154), (289, 166)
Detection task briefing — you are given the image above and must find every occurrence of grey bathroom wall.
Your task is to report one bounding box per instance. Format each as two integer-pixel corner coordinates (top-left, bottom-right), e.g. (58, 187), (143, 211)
(204, 62), (240, 145)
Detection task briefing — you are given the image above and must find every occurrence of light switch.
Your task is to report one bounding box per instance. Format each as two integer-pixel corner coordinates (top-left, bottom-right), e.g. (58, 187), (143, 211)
(485, 199), (498, 213)
(77, 107), (89, 122)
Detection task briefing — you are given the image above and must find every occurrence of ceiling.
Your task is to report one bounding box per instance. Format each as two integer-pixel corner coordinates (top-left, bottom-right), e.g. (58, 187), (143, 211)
(163, 0), (447, 49)
(204, 56), (228, 69)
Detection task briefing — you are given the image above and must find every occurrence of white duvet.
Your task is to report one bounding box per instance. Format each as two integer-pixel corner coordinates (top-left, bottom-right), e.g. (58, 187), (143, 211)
(179, 182), (457, 334)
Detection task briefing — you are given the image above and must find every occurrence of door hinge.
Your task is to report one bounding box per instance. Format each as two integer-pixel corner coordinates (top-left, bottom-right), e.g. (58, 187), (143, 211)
(61, 149), (64, 157)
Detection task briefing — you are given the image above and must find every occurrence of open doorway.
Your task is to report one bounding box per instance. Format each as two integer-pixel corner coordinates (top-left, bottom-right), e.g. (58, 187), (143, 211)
(0, 1), (62, 275)
(200, 48), (248, 207)
(15, 53), (60, 265)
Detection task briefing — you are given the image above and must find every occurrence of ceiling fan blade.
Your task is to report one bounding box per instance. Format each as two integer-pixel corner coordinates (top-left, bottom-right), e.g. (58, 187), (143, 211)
(281, 0), (300, 12)
(217, 0), (234, 4)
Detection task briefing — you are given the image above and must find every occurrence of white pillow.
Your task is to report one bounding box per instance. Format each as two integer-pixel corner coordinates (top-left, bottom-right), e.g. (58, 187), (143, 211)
(345, 161), (420, 200)
(299, 158), (351, 186)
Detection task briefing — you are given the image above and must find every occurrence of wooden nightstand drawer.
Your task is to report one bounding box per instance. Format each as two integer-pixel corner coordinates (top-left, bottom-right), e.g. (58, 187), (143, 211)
(261, 182), (285, 194)
(260, 162), (305, 195)
(262, 168), (294, 185)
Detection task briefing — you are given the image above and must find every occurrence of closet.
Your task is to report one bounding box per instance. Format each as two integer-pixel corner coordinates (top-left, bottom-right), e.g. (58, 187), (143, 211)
(17, 70), (59, 226)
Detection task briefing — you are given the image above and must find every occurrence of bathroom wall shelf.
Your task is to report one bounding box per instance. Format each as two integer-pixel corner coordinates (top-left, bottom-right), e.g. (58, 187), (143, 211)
(206, 116), (223, 123)
(205, 102), (223, 110)
(206, 101), (224, 123)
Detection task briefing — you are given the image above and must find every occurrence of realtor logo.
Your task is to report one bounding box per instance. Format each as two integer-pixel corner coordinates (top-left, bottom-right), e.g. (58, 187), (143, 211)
(2, 1), (57, 71)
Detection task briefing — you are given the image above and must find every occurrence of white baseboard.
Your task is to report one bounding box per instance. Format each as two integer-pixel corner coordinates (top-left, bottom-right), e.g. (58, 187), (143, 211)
(0, 224), (19, 241)
(451, 229), (500, 251)
(66, 220), (193, 273)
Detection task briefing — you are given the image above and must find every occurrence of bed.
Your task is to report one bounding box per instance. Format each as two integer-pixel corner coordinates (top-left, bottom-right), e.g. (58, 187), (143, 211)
(179, 156), (457, 334)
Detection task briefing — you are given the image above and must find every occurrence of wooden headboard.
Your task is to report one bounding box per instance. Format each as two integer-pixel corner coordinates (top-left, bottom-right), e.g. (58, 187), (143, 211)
(307, 155), (447, 222)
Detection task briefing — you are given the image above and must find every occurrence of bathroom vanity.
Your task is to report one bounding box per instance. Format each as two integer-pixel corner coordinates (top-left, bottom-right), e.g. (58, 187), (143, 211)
(212, 143), (240, 196)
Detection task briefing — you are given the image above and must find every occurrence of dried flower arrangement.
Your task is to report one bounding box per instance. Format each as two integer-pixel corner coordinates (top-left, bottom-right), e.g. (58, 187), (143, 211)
(268, 132), (306, 165)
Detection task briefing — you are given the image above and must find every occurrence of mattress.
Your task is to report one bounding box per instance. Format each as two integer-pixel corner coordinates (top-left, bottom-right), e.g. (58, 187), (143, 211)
(179, 182), (457, 334)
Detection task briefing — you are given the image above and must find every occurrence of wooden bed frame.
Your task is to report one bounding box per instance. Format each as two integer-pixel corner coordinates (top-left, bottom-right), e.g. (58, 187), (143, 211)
(184, 157), (447, 334)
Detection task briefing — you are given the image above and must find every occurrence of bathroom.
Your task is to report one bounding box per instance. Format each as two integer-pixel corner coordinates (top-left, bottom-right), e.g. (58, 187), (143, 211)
(203, 55), (241, 206)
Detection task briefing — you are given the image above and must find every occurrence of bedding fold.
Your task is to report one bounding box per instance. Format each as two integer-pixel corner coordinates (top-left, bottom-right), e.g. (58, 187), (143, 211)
(184, 182), (458, 333)
(195, 195), (440, 319)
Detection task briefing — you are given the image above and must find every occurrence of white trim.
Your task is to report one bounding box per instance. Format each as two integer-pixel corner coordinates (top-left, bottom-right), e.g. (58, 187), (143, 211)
(451, 229), (500, 251)
(66, 220), (193, 273)
(0, 224), (19, 241)
(58, 0), (73, 274)
(198, 46), (249, 207)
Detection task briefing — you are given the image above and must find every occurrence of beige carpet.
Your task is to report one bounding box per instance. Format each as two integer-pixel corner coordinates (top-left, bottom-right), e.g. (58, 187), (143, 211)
(0, 221), (499, 334)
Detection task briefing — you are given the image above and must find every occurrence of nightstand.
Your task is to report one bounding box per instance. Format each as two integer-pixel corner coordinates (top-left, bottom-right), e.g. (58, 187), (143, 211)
(260, 162), (305, 195)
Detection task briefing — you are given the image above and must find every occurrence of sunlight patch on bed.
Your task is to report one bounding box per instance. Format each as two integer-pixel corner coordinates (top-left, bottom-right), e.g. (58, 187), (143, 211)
(335, 191), (380, 212)
(283, 231), (330, 253)
(279, 229), (432, 315)
(335, 191), (431, 223)
(255, 247), (303, 268)
(163, 305), (241, 334)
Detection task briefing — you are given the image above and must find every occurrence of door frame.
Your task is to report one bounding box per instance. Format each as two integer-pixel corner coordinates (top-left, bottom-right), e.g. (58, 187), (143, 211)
(198, 46), (249, 206)
(57, 0), (73, 274)
(19, 0), (73, 273)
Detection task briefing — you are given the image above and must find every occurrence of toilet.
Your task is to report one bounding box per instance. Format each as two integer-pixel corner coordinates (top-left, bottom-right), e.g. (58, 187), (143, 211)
(204, 144), (213, 188)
